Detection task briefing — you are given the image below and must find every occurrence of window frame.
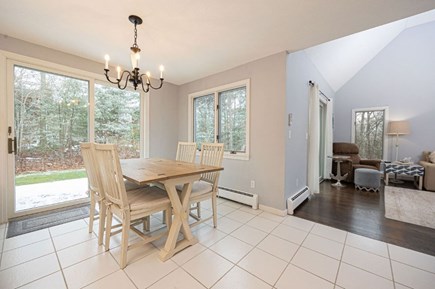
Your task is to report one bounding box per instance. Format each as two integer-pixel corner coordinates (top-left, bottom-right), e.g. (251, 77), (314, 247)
(188, 79), (250, 160)
(351, 106), (389, 160)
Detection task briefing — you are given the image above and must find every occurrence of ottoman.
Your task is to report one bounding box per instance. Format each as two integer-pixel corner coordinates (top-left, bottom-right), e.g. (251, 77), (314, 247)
(354, 168), (381, 192)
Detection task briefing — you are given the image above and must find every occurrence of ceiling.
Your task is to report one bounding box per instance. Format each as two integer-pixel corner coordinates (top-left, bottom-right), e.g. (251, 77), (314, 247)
(305, 9), (435, 92)
(1, 0), (435, 85)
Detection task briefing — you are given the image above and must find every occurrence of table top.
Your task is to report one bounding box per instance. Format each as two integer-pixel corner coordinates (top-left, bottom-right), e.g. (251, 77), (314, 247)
(121, 158), (223, 186)
(331, 155), (350, 161)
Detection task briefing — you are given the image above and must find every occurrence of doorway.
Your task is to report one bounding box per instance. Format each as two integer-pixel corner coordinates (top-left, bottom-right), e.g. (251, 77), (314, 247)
(8, 64), (90, 215)
(3, 55), (147, 219)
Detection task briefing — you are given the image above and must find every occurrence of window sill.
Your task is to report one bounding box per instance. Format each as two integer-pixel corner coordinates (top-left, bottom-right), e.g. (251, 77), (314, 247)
(195, 152), (250, 161)
(224, 153), (249, 161)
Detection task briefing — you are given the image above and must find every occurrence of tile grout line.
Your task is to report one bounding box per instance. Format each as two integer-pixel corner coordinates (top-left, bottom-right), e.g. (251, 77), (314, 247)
(49, 225), (72, 289)
(333, 231), (348, 286)
(271, 217), (324, 288)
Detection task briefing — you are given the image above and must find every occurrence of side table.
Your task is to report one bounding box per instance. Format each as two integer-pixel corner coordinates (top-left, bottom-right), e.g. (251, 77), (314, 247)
(330, 155), (350, 187)
(384, 163), (425, 190)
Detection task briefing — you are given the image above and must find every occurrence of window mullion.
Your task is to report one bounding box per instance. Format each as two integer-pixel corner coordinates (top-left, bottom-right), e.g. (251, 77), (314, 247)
(215, 92), (219, 143)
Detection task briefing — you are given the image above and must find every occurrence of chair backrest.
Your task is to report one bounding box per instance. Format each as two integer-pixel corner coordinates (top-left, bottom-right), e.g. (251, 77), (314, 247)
(80, 143), (103, 197)
(176, 142), (197, 163)
(94, 143), (129, 210)
(200, 143), (224, 188)
(333, 142), (361, 164)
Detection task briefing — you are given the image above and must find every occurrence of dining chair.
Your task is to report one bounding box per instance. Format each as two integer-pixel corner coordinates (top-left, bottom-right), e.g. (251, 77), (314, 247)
(81, 142), (151, 242)
(176, 141), (197, 163)
(80, 143), (106, 246)
(94, 143), (172, 268)
(186, 143), (224, 227)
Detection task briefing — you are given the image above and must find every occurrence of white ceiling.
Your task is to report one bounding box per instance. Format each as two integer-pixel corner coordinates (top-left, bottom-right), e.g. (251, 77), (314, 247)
(305, 9), (435, 92)
(1, 0), (435, 85)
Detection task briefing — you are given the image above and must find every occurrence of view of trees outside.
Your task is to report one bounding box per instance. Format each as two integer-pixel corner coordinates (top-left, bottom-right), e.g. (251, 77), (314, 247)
(354, 110), (385, 159)
(14, 66), (89, 175)
(14, 66), (141, 182)
(193, 87), (247, 152)
(193, 94), (215, 150)
(219, 87), (246, 152)
(94, 84), (141, 159)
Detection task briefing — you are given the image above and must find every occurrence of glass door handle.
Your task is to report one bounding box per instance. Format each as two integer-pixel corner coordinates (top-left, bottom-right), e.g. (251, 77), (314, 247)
(8, 137), (17, 155)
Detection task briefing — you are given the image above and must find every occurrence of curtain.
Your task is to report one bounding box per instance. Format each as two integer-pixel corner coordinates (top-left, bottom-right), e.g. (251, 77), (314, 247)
(308, 84), (320, 194)
(323, 98), (333, 179)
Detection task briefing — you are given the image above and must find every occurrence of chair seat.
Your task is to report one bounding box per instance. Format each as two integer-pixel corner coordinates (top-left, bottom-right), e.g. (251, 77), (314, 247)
(127, 187), (171, 211)
(176, 180), (212, 198)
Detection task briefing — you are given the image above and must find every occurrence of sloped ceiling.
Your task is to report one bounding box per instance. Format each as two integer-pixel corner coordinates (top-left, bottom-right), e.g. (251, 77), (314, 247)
(305, 9), (435, 92)
(1, 1), (435, 85)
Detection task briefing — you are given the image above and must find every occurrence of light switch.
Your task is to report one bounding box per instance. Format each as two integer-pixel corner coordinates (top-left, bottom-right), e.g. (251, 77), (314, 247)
(288, 130), (292, 139)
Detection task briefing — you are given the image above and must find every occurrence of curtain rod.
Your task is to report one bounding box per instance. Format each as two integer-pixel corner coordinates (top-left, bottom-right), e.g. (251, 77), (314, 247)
(308, 80), (330, 101)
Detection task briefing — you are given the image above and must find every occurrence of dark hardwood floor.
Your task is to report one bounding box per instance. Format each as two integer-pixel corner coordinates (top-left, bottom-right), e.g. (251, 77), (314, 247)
(294, 180), (435, 256)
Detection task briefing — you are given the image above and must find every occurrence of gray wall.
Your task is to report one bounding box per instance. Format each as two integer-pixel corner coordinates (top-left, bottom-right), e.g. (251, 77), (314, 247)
(178, 52), (288, 210)
(285, 51), (335, 200)
(148, 83), (180, 159)
(334, 22), (435, 162)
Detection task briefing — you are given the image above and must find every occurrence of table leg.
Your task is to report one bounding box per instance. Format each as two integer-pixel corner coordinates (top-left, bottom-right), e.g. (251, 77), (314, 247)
(159, 175), (200, 261)
(385, 173), (389, 186)
(331, 160), (348, 187)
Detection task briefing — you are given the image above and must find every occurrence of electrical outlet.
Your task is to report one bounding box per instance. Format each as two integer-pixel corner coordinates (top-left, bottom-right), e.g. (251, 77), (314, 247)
(250, 180), (255, 188)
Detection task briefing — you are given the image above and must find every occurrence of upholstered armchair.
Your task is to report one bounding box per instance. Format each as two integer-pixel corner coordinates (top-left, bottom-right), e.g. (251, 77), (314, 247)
(420, 151), (435, 191)
(332, 143), (381, 183)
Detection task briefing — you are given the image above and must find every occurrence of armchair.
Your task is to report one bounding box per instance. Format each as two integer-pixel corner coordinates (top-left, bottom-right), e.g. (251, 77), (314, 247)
(332, 143), (381, 183)
(420, 151), (435, 191)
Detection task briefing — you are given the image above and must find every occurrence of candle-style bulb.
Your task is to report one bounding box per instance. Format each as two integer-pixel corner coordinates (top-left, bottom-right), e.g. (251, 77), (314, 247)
(117, 66), (121, 79)
(104, 54), (110, 70)
(159, 65), (164, 79)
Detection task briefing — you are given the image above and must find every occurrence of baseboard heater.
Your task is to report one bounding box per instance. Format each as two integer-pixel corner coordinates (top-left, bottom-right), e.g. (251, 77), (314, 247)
(218, 187), (259, 209)
(287, 186), (310, 215)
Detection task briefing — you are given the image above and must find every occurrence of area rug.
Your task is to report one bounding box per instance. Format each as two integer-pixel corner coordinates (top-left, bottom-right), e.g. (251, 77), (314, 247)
(7, 204), (91, 238)
(384, 186), (435, 229)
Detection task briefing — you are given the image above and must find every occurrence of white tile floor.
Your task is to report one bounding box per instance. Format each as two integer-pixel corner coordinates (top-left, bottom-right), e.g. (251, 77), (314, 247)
(1, 199), (435, 289)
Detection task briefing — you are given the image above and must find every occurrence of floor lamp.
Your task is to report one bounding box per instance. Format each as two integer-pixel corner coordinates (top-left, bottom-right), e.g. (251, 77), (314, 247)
(387, 120), (410, 162)
(387, 120), (410, 183)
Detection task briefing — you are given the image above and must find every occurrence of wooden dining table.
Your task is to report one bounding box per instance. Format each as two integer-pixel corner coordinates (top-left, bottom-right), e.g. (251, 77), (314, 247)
(120, 158), (223, 261)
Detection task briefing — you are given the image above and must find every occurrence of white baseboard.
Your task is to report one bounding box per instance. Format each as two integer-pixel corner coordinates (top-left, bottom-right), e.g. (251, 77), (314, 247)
(258, 204), (287, 216)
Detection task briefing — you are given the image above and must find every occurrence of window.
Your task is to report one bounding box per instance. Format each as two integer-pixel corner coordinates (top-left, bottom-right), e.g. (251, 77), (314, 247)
(94, 83), (142, 159)
(189, 79), (250, 160)
(352, 107), (388, 160)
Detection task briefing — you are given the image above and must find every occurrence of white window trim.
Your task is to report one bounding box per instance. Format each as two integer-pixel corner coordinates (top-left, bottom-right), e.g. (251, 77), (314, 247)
(188, 79), (250, 161)
(351, 106), (389, 160)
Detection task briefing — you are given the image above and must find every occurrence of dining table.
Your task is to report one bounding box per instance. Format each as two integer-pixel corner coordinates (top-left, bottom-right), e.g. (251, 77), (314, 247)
(120, 158), (223, 261)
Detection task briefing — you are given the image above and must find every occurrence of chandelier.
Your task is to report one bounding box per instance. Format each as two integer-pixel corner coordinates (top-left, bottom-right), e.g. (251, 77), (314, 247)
(104, 15), (164, 92)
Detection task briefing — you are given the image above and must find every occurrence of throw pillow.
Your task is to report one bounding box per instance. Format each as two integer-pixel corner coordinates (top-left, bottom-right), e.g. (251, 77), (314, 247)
(429, 151), (435, 163)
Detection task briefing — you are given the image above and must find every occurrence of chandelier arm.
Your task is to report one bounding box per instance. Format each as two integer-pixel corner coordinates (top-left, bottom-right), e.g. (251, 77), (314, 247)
(138, 73), (164, 90)
(104, 69), (121, 85)
(139, 76), (150, 93)
(117, 71), (131, 90)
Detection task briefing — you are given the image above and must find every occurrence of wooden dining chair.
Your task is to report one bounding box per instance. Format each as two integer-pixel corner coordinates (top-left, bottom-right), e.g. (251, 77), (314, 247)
(94, 143), (172, 268)
(187, 143), (224, 227)
(80, 143), (106, 246)
(176, 141), (197, 163)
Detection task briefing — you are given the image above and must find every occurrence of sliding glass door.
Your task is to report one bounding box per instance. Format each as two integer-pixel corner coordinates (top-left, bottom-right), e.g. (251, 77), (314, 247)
(11, 65), (89, 213)
(6, 61), (147, 217)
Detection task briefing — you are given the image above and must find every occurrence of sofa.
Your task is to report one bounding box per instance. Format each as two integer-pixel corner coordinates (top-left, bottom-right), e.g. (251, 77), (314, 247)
(332, 142), (381, 183)
(420, 151), (435, 191)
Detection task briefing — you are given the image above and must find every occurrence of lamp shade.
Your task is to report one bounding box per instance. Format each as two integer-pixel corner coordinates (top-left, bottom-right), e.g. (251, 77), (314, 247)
(387, 120), (410, 135)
